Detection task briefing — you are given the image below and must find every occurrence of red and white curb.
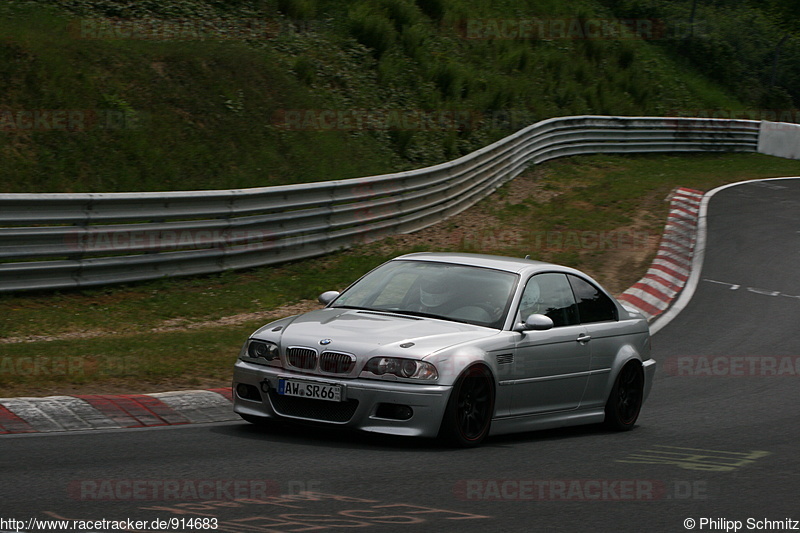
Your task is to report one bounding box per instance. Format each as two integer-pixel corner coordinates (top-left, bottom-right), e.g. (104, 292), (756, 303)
(618, 187), (704, 321)
(0, 388), (235, 434)
(0, 188), (708, 435)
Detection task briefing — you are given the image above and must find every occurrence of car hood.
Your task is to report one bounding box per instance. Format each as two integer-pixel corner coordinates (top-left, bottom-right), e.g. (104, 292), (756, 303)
(266, 307), (497, 359)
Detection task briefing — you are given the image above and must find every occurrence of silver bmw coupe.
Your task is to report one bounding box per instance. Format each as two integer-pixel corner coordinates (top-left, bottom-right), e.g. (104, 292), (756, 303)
(233, 252), (656, 446)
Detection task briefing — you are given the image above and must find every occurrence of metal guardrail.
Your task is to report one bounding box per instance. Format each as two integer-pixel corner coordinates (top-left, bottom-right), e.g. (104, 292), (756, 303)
(0, 115), (762, 292)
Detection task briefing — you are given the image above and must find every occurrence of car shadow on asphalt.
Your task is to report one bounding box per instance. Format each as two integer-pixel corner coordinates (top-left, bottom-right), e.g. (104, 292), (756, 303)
(211, 420), (445, 451)
(211, 419), (626, 451)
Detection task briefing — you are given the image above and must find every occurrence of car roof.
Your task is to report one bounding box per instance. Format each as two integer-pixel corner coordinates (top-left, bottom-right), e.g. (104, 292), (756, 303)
(394, 252), (571, 276)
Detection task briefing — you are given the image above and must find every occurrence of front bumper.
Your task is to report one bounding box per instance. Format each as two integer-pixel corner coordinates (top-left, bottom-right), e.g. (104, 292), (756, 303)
(642, 358), (657, 403)
(233, 360), (452, 438)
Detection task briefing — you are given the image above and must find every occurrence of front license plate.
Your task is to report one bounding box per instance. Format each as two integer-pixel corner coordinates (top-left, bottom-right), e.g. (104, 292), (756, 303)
(278, 379), (342, 402)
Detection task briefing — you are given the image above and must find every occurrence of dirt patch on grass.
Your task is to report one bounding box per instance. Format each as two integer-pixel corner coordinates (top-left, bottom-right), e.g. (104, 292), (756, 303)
(587, 189), (669, 294)
(370, 166), (666, 294)
(372, 167), (566, 254)
(0, 299), (322, 345)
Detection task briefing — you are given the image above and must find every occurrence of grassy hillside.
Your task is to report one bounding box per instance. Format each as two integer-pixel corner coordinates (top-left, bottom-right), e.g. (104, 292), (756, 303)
(0, 0), (752, 193)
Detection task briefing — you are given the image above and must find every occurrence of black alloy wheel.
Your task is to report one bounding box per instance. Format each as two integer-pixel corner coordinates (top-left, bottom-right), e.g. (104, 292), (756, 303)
(604, 362), (644, 431)
(440, 365), (495, 447)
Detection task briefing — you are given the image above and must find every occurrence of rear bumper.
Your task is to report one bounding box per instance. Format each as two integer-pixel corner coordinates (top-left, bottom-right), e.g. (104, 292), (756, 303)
(233, 360), (452, 438)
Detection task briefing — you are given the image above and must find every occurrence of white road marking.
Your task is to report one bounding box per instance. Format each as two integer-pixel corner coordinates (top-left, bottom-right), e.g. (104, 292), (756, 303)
(704, 279), (740, 290)
(704, 278), (800, 300)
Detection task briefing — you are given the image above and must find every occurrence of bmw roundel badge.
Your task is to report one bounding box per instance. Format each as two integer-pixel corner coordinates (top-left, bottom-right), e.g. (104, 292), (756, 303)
(319, 339), (332, 345)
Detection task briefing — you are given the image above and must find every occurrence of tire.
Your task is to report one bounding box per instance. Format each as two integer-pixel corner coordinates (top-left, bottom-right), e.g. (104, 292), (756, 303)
(439, 365), (495, 447)
(604, 362), (644, 431)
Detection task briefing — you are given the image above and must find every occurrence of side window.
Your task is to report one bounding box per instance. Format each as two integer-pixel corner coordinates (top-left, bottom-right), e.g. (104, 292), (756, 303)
(567, 275), (618, 323)
(519, 273), (579, 327)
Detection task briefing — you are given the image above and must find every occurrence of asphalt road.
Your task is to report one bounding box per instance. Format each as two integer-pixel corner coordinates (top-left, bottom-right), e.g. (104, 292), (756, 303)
(2, 178), (798, 533)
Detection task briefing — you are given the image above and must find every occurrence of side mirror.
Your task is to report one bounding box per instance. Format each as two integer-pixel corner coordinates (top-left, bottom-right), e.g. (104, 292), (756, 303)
(514, 313), (554, 332)
(318, 291), (340, 305)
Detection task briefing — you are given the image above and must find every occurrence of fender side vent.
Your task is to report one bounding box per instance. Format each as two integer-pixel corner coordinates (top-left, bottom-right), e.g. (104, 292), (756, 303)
(496, 353), (514, 365)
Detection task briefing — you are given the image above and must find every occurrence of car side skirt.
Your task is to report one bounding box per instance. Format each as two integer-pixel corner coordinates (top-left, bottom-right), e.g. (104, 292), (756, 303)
(489, 408), (606, 436)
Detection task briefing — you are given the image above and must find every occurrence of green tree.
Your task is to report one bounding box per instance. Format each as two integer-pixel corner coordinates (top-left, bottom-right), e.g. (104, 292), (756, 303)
(762, 0), (799, 87)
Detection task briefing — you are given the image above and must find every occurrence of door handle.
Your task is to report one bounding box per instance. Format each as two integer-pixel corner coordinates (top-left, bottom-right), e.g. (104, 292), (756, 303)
(576, 334), (591, 344)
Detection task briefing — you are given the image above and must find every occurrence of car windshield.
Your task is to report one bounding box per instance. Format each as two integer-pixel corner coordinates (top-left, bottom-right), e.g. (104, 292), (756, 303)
(331, 260), (519, 329)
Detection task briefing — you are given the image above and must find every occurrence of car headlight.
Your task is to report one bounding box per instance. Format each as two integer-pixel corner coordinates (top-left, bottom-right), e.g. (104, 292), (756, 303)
(364, 357), (438, 380)
(242, 339), (280, 362)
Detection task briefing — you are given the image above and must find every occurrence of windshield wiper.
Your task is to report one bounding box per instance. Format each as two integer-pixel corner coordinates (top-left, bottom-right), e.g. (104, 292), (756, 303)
(373, 309), (450, 321)
(332, 306), (444, 320)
